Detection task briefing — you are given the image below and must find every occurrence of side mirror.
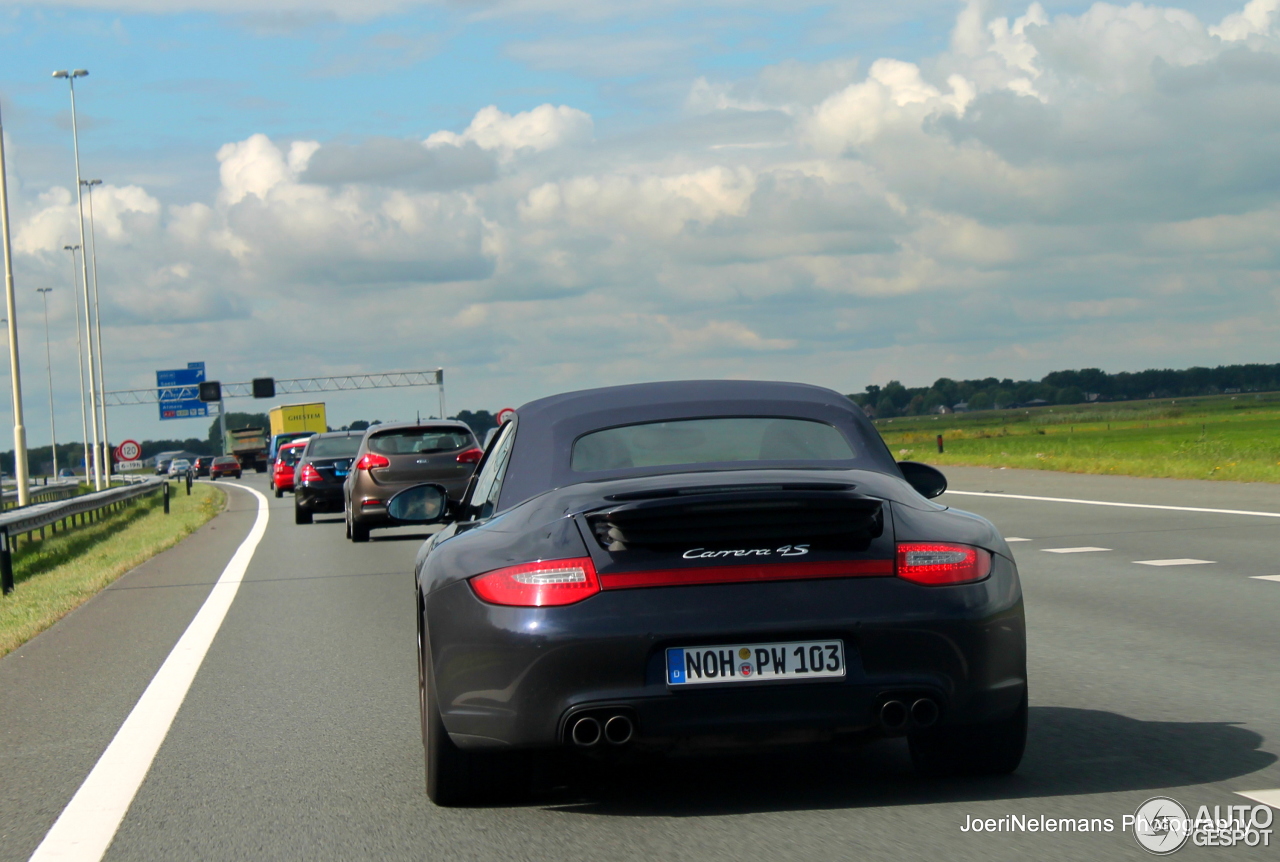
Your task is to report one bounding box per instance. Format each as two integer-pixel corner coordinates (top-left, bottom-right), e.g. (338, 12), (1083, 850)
(898, 461), (947, 499)
(386, 483), (450, 524)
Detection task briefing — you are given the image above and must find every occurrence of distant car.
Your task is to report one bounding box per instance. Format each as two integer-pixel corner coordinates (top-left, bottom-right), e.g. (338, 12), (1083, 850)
(57, 468), (77, 479)
(209, 455), (242, 480)
(342, 421), (481, 542)
(270, 439), (308, 498)
(192, 456), (215, 477)
(155, 459), (172, 475)
(293, 430), (364, 525)
(167, 459), (191, 477)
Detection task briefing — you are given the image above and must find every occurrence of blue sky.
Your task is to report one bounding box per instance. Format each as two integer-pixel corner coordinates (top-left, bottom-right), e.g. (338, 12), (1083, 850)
(0, 0), (1277, 446)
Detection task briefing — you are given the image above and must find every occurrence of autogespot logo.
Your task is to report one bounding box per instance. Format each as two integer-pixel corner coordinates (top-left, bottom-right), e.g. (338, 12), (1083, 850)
(1125, 796), (1274, 853)
(1131, 797), (1191, 855)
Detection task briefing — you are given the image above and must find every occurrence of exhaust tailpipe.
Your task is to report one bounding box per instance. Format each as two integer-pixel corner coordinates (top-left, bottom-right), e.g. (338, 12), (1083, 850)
(603, 714), (634, 745)
(910, 698), (939, 728)
(879, 700), (909, 732)
(571, 716), (602, 747)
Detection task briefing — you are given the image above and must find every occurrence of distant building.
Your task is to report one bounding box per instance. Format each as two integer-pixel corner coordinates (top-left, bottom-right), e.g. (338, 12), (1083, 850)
(953, 402), (970, 413)
(1025, 399), (1049, 408)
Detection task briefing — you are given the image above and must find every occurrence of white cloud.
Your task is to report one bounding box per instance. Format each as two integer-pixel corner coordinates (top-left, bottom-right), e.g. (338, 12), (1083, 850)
(8, 0), (1280, 440)
(425, 104), (592, 157)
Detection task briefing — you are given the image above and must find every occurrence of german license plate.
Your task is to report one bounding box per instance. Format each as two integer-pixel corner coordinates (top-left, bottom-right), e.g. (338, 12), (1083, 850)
(666, 640), (845, 686)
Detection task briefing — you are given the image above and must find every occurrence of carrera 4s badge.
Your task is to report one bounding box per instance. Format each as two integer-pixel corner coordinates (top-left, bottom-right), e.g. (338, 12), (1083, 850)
(682, 544), (810, 560)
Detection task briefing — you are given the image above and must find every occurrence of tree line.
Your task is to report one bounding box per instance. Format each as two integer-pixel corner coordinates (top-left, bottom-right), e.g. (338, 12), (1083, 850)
(849, 363), (1280, 418)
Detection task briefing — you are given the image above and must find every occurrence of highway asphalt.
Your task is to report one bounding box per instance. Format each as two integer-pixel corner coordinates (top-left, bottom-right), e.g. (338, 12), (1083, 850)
(1, 467), (1277, 860)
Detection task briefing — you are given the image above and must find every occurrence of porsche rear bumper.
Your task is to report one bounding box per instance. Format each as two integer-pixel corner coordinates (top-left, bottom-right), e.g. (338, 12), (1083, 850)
(424, 555), (1026, 750)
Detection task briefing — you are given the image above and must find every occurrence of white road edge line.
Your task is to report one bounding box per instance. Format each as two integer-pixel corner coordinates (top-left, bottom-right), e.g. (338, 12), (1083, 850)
(946, 490), (1280, 519)
(1236, 789), (1280, 810)
(30, 484), (269, 862)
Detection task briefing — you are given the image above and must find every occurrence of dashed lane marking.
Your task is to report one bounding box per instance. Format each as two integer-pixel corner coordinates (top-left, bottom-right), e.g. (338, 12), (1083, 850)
(1042, 547), (1111, 554)
(30, 484), (270, 862)
(1005, 537), (1031, 542)
(947, 490), (1280, 519)
(1236, 789), (1280, 809)
(1250, 575), (1280, 583)
(1133, 559), (1215, 566)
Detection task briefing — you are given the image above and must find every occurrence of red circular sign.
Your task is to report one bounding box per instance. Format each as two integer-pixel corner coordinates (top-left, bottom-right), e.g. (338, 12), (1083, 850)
(116, 439), (141, 461)
(496, 408), (515, 425)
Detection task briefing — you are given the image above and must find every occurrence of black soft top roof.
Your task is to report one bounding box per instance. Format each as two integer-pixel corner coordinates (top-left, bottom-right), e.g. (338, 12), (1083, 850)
(498, 379), (897, 511)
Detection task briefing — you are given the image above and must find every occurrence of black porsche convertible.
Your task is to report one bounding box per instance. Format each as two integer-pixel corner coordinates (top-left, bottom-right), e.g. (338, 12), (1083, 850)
(390, 380), (1027, 805)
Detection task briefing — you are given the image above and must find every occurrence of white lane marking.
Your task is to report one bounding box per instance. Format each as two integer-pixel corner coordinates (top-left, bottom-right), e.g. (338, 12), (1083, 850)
(947, 490), (1280, 519)
(1237, 789), (1280, 809)
(30, 485), (269, 862)
(1005, 537), (1032, 542)
(1134, 558), (1215, 567)
(1042, 547), (1111, 554)
(1251, 575), (1280, 582)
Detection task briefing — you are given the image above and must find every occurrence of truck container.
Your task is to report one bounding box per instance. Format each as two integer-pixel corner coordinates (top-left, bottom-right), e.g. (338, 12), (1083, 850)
(225, 427), (270, 473)
(268, 402), (327, 460)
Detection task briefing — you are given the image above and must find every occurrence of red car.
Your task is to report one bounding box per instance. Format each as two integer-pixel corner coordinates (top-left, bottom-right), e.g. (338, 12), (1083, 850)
(270, 439), (309, 498)
(209, 455), (243, 480)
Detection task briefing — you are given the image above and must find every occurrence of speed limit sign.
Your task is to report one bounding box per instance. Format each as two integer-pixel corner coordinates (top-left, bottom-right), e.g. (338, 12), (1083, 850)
(115, 439), (141, 462)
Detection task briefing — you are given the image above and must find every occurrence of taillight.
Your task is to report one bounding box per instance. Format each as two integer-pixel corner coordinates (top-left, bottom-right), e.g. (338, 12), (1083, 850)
(356, 453), (390, 471)
(896, 543), (991, 585)
(470, 557), (600, 607)
(456, 447), (483, 464)
(299, 463), (323, 483)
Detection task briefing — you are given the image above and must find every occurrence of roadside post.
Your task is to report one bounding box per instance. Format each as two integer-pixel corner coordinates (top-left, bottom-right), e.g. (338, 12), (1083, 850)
(162, 481), (169, 515)
(936, 435), (944, 454)
(0, 527), (11, 595)
(185, 471), (191, 495)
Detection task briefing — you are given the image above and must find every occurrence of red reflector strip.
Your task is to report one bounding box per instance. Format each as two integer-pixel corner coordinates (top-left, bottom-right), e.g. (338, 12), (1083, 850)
(599, 559), (893, 590)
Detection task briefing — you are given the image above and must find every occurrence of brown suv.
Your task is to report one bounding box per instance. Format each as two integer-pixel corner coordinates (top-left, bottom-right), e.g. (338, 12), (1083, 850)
(343, 421), (482, 542)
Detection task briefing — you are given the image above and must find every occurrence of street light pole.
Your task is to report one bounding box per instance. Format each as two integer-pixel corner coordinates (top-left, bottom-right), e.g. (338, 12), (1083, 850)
(81, 178), (108, 479)
(63, 244), (90, 480)
(53, 69), (102, 490)
(37, 288), (58, 476)
(0, 99), (31, 506)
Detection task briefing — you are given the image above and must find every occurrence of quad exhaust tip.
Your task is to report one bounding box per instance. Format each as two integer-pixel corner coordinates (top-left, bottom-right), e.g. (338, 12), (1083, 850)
(879, 700), (909, 732)
(604, 714), (634, 745)
(570, 713), (634, 747)
(571, 716), (602, 747)
(879, 697), (940, 732)
(910, 697), (939, 728)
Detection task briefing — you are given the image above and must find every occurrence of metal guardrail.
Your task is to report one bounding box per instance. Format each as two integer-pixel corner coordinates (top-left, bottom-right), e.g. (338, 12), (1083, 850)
(1, 480), (80, 508)
(0, 477), (169, 594)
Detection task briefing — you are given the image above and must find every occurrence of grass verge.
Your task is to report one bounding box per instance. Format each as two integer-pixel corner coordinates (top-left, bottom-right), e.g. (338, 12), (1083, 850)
(0, 481), (226, 658)
(877, 392), (1280, 483)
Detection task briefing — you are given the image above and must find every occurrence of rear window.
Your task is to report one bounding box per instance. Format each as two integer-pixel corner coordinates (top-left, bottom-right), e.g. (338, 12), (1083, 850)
(571, 417), (855, 472)
(213, 456), (238, 465)
(368, 428), (472, 455)
(277, 448), (303, 466)
(307, 435), (363, 458)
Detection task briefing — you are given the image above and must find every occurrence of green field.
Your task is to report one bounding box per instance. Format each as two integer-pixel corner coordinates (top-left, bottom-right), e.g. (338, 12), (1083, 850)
(0, 482), (225, 658)
(876, 392), (1280, 483)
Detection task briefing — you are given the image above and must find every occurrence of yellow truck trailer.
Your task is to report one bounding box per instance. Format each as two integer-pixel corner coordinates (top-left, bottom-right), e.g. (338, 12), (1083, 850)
(268, 402), (327, 460)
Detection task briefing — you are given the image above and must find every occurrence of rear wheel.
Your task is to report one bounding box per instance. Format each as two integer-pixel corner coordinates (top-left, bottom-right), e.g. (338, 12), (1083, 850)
(420, 620), (521, 806)
(909, 692), (1027, 776)
(294, 502), (312, 525)
(350, 519), (370, 543)
(274, 486), (283, 498)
